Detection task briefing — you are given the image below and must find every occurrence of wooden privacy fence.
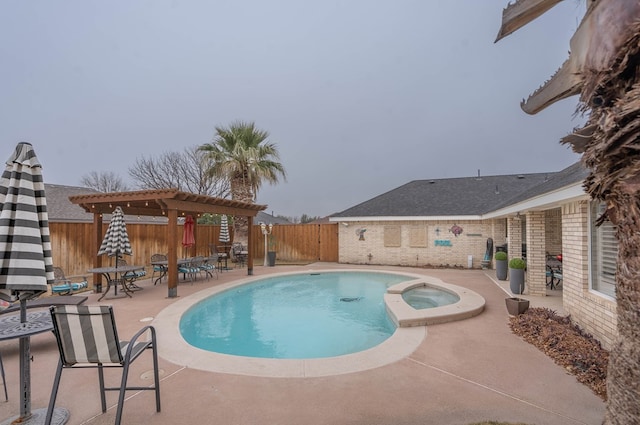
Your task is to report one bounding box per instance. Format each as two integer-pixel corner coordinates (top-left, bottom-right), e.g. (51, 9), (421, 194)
(50, 222), (338, 278)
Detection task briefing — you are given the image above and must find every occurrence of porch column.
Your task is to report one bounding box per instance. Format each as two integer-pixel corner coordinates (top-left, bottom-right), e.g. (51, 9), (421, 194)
(507, 217), (522, 261)
(526, 211), (546, 296)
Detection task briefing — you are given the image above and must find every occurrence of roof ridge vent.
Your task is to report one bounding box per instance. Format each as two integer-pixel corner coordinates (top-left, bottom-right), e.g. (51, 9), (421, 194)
(517, 175), (525, 179)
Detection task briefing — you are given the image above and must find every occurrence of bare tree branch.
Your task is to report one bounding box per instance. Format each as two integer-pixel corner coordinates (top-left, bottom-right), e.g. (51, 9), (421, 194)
(80, 171), (129, 192)
(128, 145), (229, 197)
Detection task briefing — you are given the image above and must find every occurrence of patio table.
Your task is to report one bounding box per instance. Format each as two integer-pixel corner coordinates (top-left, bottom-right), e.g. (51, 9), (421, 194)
(0, 310), (53, 341)
(88, 265), (145, 301)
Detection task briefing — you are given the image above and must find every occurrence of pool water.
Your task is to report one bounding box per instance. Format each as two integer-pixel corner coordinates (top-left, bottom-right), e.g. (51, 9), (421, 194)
(402, 287), (460, 309)
(179, 271), (409, 359)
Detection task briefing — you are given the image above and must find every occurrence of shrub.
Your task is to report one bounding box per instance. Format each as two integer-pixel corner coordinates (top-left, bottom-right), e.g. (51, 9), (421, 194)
(509, 257), (526, 269)
(494, 251), (508, 261)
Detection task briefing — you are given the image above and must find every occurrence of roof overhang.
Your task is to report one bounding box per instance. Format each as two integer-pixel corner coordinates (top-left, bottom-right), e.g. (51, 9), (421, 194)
(69, 188), (267, 217)
(482, 183), (588, 219)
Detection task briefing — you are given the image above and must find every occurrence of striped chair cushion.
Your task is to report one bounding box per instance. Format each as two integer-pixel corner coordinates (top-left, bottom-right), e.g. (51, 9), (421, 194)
(51, 305), (123, 365)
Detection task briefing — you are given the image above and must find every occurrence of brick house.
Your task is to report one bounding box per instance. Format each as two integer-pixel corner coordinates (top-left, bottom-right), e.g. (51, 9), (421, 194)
(331, 162), (618, 349)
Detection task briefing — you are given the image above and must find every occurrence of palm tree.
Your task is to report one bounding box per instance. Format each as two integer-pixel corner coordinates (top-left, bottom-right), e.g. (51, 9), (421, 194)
(199, 121), (286, 244)
(496, 1), (640, 423)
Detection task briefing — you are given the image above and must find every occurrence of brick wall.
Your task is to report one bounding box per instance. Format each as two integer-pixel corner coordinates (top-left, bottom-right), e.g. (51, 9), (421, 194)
(338, 219), (504, 268)
(562, 201), (617, 349)
(526, 211), (546, 295)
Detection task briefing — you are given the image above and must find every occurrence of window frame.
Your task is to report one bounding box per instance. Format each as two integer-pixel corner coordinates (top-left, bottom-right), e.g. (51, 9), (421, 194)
(588, 201), (617, 299)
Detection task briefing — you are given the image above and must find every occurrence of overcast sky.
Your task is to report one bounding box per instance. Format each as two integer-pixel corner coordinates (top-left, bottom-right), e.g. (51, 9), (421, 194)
(1, 0), (587, 218)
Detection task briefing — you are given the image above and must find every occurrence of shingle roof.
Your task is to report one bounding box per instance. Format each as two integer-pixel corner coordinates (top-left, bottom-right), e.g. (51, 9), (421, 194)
(491, 161), (588, 210)
(45, 184), (99, 222)
(333, 162), (587, 218)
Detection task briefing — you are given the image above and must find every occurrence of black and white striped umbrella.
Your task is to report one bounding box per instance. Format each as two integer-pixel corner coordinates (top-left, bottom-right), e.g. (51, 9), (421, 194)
(98, 206), (132, 261)
(0, 143), (69, 424)
(0, 142), (53, 302)
(219, 214), (231, 243)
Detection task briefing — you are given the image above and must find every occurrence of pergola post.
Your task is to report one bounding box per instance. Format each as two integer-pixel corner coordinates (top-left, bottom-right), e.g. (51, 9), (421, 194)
(167, 209), (178, 298)
(92, 212), (103, 293)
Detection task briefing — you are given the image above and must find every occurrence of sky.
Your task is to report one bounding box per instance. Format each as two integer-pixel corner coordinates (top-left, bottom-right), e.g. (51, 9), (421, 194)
(1, 0), (588, 219)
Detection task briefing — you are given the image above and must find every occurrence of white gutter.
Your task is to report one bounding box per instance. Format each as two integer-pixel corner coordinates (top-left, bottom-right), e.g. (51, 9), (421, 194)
(329, 215), (483, 223)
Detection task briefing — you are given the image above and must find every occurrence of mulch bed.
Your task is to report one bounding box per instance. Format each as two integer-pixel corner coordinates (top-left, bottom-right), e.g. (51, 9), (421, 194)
(509, 307), (609, 400)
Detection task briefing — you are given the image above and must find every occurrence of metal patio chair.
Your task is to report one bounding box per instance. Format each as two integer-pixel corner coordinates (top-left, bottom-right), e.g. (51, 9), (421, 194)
(51, 267), (88, 295)
(150, 253), (168, 285)
(232, 242), (248, 268)
(46, 305), (161, 425)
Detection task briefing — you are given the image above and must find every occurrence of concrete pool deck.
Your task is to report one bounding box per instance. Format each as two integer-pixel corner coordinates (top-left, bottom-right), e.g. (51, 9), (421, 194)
(0, 264), (604, 424)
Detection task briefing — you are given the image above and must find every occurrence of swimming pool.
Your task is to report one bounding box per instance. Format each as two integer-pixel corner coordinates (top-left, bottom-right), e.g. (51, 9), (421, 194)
(154, 268), (485, 377)
(179, 271), (409, 359)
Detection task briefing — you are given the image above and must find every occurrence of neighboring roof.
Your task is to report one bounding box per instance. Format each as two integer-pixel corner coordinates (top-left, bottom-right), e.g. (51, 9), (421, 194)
(332, 162), (589, 219)
(256, 211), (290, 225)
(45, 184), (100, 222)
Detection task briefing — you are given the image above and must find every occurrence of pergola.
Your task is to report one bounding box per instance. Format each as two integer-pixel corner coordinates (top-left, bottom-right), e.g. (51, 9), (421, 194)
(69, 188), (266, 298)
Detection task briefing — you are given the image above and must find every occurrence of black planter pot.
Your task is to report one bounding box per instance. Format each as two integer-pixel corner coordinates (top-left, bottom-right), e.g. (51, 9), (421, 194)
(267, 251), (276, 267)
(496, 260), (508, 280)
(505, 297), (530, 315)
(509, 268), (525, 294)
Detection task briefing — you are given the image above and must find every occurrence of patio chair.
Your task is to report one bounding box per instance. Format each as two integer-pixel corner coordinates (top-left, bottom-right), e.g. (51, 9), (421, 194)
(232, 242), (248, 268)
(51, 267), (88, 295)
(210, 243), (227, 271)
(46, 305), (161, 425)
(150, 253), (168, 285)
(179, 256), (205, 282)
(199, 254), (218, 280)
(116, 258), (146, 290)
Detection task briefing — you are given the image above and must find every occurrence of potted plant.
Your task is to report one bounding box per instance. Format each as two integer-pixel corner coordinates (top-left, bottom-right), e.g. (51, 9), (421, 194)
(495, 251), (508, 280)
(267, 234), (277, 267)
(508, 257), (526, 294)
(505, 296), (530, 316)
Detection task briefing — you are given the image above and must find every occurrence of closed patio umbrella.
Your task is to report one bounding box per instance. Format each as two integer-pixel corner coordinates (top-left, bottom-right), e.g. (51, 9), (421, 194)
(218, 215), (231, 269)
(0, 142), (69, 424)
(98, 206), (132, 280)
(182, 215), (195, 257)
(219, 214), (230, 244)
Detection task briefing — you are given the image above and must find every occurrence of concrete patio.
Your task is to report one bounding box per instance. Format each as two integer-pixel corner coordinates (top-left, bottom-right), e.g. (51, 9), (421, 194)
(0, 264), (604, 425)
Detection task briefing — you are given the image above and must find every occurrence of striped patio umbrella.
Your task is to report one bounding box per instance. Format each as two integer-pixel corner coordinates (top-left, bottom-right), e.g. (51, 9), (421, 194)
(0, 142), (69, 424)
(0, 142), (53, 302)
(98, 206), (132, 260)
(219, 214), (230, 244)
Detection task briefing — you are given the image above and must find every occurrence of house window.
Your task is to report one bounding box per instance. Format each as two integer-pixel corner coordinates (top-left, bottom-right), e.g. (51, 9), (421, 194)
(590, 202), (617, 298)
